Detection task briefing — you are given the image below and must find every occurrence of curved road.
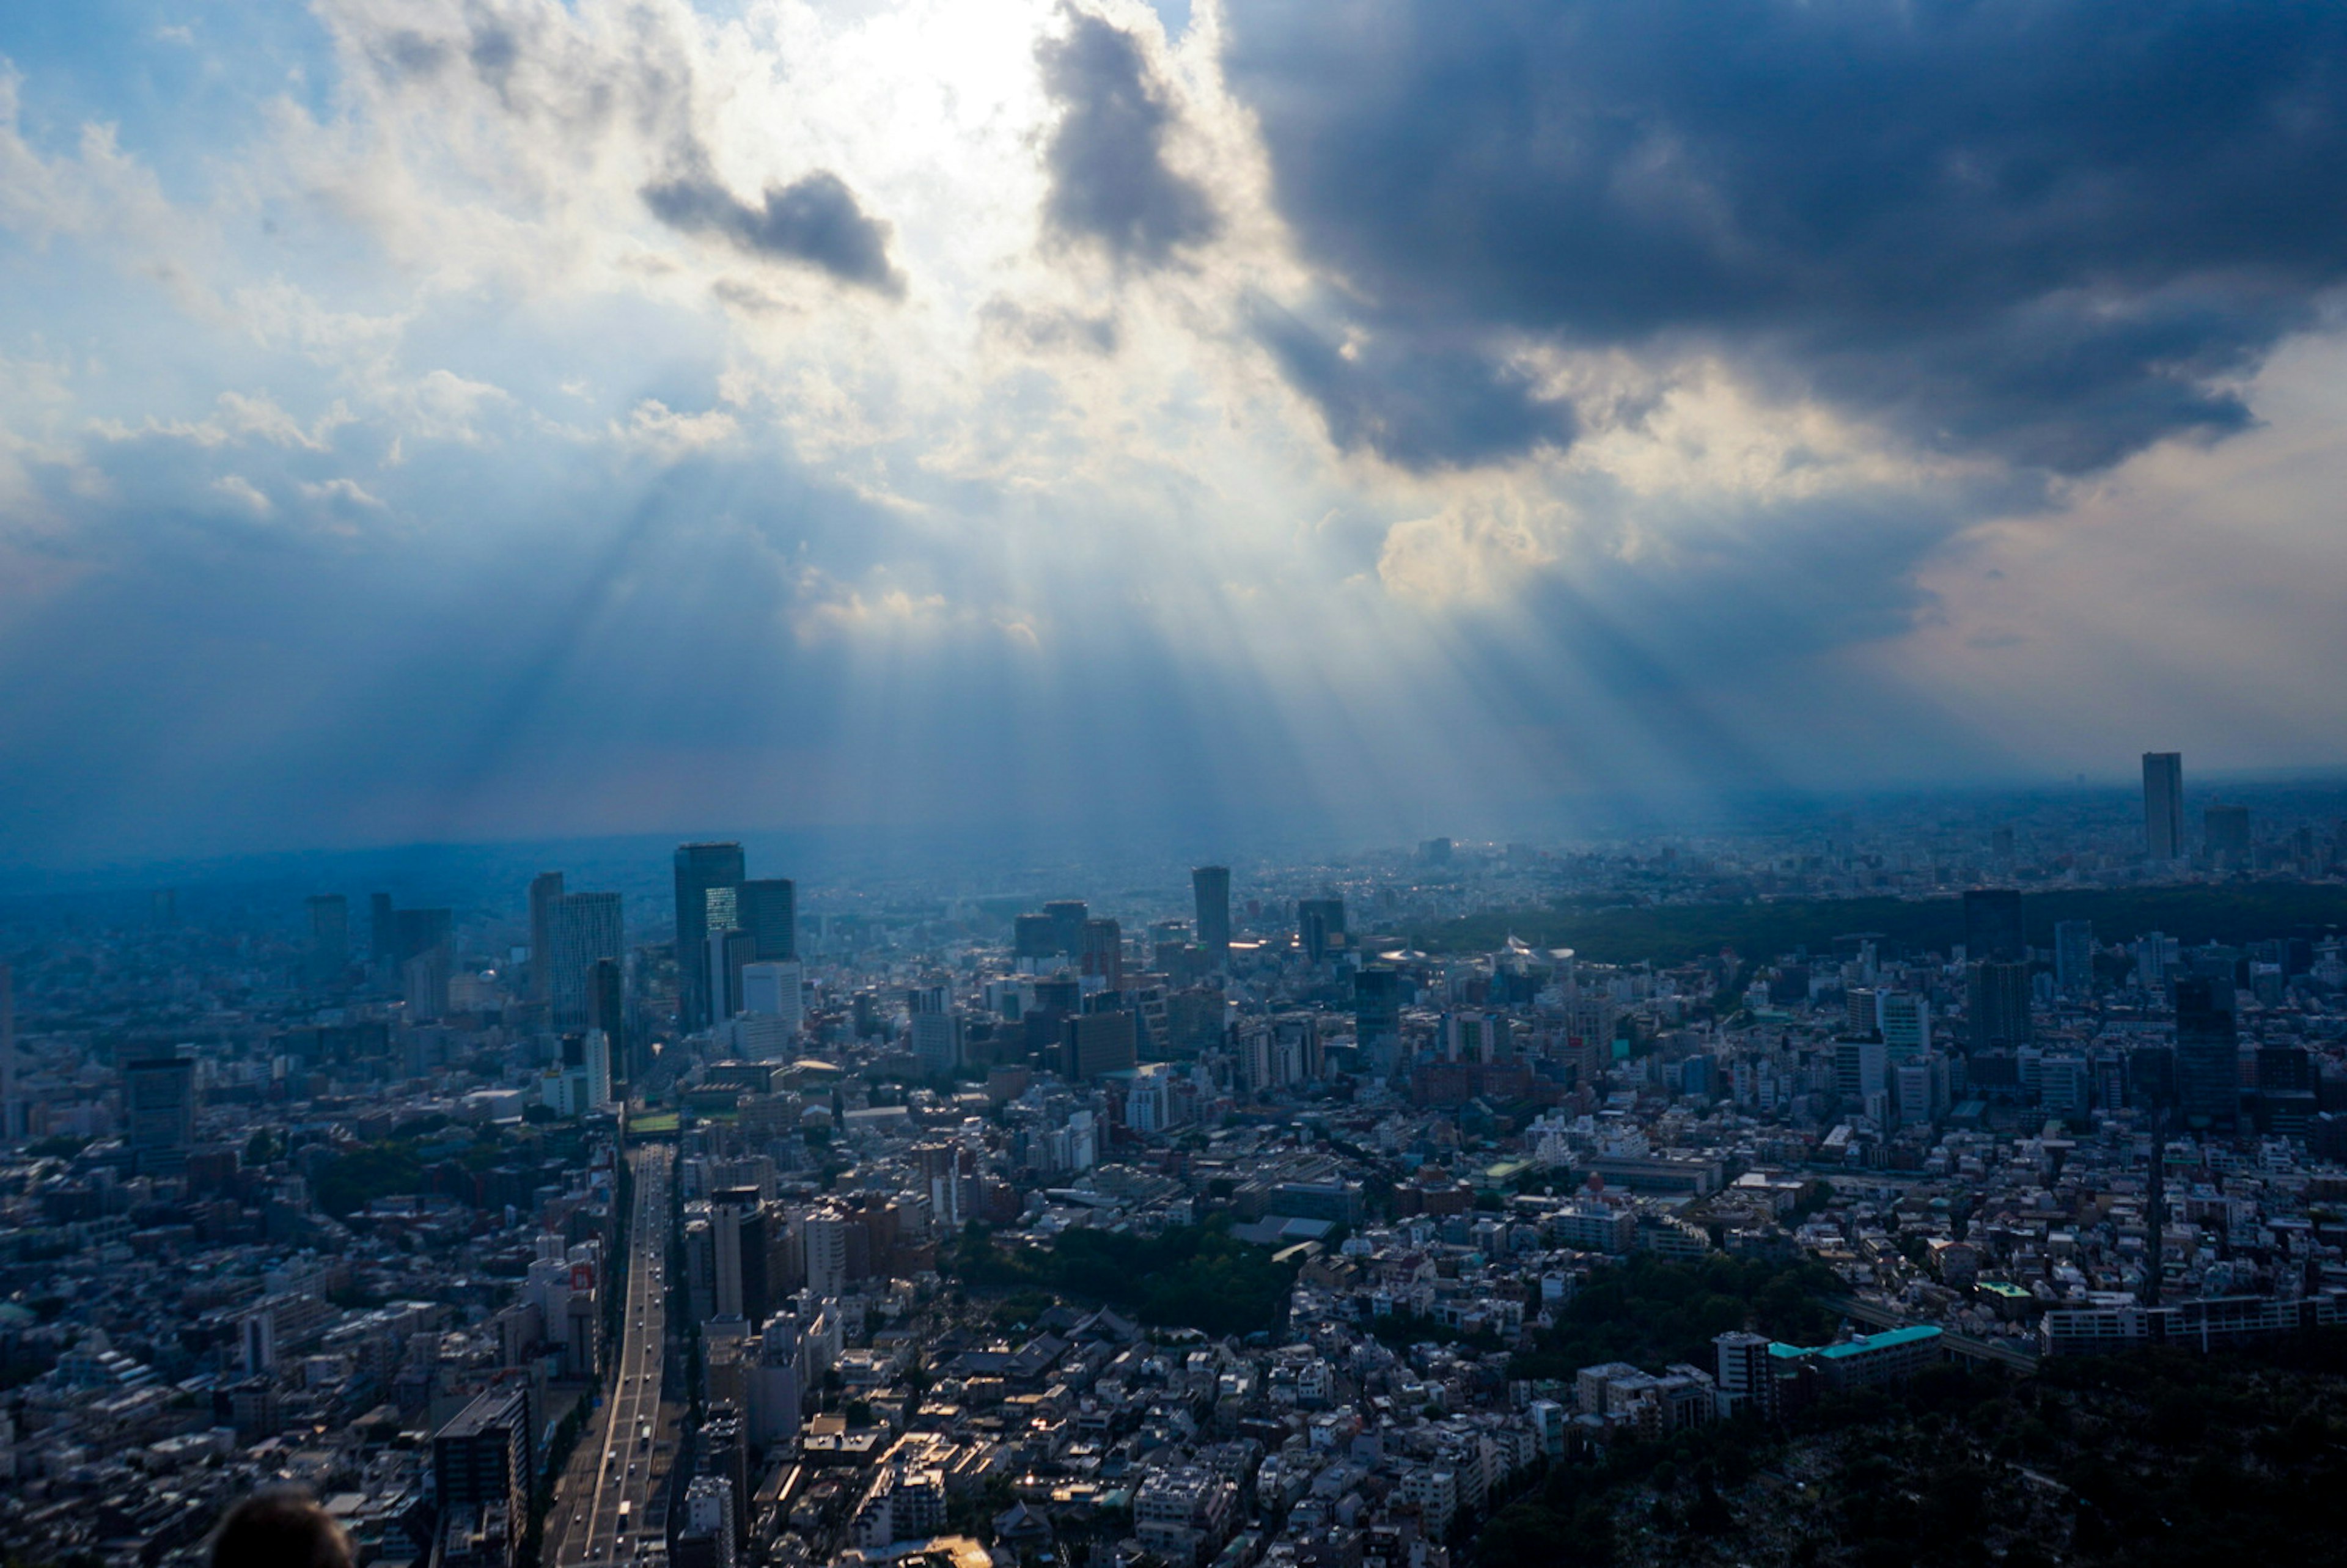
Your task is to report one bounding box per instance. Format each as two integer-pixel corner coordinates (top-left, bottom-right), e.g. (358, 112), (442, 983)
(549, 1142), (677, 1568)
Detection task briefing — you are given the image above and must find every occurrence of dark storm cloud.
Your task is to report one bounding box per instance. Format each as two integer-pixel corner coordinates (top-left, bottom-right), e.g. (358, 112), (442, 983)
(1253, 300), (1574, 470)
(1222, 0), (2347, 472)
(1037, 9), (1219, 265)
(643, 163), (905, 297)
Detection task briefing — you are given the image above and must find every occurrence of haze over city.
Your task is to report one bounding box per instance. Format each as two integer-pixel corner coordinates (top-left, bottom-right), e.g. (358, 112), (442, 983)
(5, 1), (2347, 870)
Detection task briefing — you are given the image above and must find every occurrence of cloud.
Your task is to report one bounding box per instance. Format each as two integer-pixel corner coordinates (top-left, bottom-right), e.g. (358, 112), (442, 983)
(1222, 0), (2347, 474)
(1253, 299), (1577, 471)
(643, 159), (906, 298)
(1036, 9), (1218, 265)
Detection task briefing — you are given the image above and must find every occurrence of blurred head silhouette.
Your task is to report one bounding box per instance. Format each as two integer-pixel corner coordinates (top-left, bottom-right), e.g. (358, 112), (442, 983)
(211, 1491), (354, 1568)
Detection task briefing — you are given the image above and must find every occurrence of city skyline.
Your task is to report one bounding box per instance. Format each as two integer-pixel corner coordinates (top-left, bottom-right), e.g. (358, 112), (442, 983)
(4, 2), (2347, 868)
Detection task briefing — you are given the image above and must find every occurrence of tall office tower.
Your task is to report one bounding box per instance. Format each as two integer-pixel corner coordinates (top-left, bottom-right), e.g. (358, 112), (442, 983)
(370, 892), (397, 965)
(122, 1041), (197, 1176)
(2174, 977), (2239, 1130)
(587, 958), (628, 1083)
(909, 984), (963, 1079)
(526, 871), (565, 1001)
(1079, 917), (1123, 987)
(433, 1385), (532, 1568)
(1879, 992), (1930, 1058)
(738, 878), (796, 962)
(559, 1029), (613, 1110)
(801, 1208), (857, 1299)
(1043, 899), (1089, 959)
(1354, 965), (1402, 1071)
(1442, 1012), (1507, 1064)
(2054, 920), (2095, 994)
(740, 962), (804, 1033)
(1298, 896), (1346, 963)
(1844, 987), (1879, 1037)
(1062, 1009), (1137, 1080)
(708, 928), (755, 1023)
(2143, 751), (2184, 860)
(1967, 961), (2033, 1052)
(1834, 1036), (1889, 1105)
(1013, 914), (1059, 963)
(711, 1188), (772, 1325)
(1192, 866), (1232, 964)
(675, 843), (747, 1033)
(2204, 802), (2252, 866)
(549, 892), (623, 1028)
(386, 906), (455, 1019)
(305, 894), (349, 988)
(1962, 887), (2027, 962)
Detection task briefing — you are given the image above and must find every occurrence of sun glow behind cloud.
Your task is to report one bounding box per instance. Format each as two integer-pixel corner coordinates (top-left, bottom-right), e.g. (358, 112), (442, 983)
(1, 0), (2345, 866)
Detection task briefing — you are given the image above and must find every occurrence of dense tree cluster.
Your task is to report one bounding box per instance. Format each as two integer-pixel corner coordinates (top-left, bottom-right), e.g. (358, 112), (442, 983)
(944, 1218), (1299, 1338)
(1479, 1336), (2347, 1568)
(1511, 1255), (1842, 1382)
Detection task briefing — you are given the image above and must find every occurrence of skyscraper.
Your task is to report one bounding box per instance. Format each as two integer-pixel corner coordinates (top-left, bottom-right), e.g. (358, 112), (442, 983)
(1297, 896), (1346, 963)
(1192, 866), (1231, 965)
(2054, 920), (2095, 994)
(527, 871), (565, 1002)
(740, 962), (804, 1034)
(548, 892), (623, 1028)
(1962, 887), (2026, 963)
(1967, 961), (2032, 1052)
(2143, 751), (2184, 861)
(305, 894), (348, 988)
(433, 1385), (532, 1568)
(674, 843), (746, 1034)
(710, 1189), (772, 1326)
(2174, 977), (2239, 1130)
(1879, 992), (1930, 1058)
(1079, 917), (1123, 988)
(1354, 965), (1401, 1071)
(1062, 1009), (1137, 1081)
(2204, 802), (2252, 866)
(587, 956), (629, 1082)
(738, 878), (796, 962)
(122, 1041), (197, 1176)
(1043, 899), (1089, 959)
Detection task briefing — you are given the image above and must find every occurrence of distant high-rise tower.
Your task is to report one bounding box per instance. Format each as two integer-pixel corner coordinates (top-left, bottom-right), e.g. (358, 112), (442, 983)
(370, 892), (396, 965)
(122, 1041), (197, 1176)
(1192, 866), (1230, 966)
(527, 871), (565, 1002)
(1962, 888), (2026, 963)
(2203, 802), (2252, 867)
(1298, 897), (1346, 964)
(2054, 920), (2095, 995)
(738, 878), (796, 962)
(1079, 917), (1124, 989)
(2173, 977), (2239, 1130)
(2143, 752), (2184, 861)
(1967, 961), (2032, 1052)
(587, 957), (629, 1082)
(550, 892), (623, 1030)
(305, 895), (348, 988)
(1043, 899), (1089, 960)
(674, 843), (746, 1033)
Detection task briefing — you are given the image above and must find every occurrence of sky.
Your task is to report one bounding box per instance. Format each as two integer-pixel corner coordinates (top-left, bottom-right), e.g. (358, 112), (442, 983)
(3, 0), (2347, 870)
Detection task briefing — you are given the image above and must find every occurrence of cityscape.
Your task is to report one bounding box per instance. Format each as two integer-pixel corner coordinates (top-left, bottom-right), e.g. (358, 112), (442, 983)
(6, 757), (2347, 1568)
(9, 4), (2347, 1568)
